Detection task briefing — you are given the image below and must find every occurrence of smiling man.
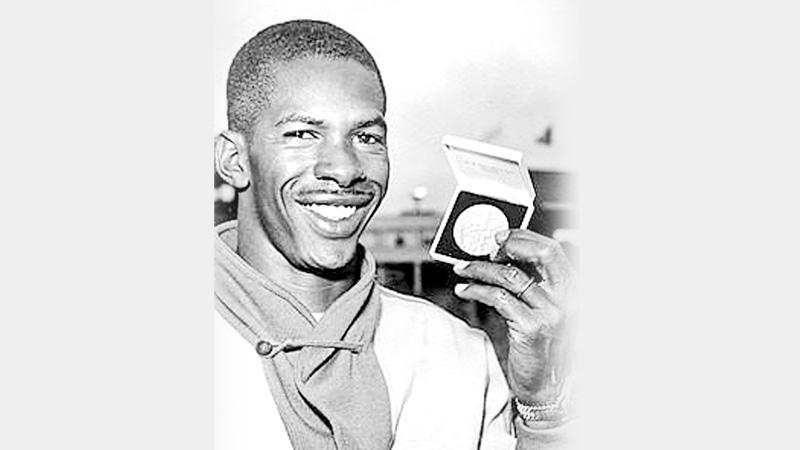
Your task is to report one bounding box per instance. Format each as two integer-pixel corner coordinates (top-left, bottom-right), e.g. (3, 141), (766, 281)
(214, 20), (574, 450)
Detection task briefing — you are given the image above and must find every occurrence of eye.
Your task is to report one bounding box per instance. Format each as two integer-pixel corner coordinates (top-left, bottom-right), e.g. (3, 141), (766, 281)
(283, 130), (318, 140)
(354, 132), (385, 146)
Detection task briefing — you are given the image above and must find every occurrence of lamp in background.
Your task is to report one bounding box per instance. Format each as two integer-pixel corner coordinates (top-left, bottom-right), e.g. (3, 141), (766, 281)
(411, 186), (428, 216)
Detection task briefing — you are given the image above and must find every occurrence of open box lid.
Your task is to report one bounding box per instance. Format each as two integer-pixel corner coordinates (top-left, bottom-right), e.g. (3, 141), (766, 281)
(442, 135), (536, 205)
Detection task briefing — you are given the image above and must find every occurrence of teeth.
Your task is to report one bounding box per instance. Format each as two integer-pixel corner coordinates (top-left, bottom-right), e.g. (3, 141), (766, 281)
(303, 204), (358, 221)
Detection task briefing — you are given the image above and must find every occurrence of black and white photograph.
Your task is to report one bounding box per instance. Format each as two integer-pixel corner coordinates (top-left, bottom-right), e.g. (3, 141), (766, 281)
(213, 1), (577, 448)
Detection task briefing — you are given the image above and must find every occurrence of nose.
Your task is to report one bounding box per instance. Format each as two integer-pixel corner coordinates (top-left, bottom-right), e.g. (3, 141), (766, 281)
(313, 139), (366, 187)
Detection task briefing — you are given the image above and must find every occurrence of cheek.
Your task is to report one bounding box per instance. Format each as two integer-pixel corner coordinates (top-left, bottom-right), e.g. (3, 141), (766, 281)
(363, 154), (390, 190)
(250, 152), (309, 198)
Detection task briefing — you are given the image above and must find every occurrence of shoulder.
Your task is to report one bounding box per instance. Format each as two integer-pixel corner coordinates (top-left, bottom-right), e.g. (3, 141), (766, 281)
(374, 284), (491, 354)
(376, 284), (472, 329)
(372, 284), (502, 433)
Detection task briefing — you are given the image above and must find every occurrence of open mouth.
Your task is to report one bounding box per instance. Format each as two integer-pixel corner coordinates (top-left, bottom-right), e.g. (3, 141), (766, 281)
(301, 204), (359, 221)
(294, 189), (376, 230)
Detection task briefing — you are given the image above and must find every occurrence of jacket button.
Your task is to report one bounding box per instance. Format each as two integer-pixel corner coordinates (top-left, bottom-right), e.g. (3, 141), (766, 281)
(255, 340), (273, 356)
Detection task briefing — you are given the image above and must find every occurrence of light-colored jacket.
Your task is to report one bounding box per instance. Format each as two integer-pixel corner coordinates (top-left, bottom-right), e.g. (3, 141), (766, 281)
(215, 284), (568, 449)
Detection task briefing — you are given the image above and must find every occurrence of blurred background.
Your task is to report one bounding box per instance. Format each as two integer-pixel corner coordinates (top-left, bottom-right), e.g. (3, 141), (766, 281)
(214, 0), (578, 373)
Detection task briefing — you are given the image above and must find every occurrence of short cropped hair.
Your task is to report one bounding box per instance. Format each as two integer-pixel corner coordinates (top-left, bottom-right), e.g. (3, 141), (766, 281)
(227, 20), (386, 136)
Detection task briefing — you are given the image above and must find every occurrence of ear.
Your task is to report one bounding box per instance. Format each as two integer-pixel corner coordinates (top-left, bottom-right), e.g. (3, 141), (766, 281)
(214, 131), (250, 190)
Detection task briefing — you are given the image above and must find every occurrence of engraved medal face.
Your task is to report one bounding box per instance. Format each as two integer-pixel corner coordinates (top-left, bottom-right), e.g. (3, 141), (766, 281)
(452, 204), (509, 256)
(431, 191), (529, 264)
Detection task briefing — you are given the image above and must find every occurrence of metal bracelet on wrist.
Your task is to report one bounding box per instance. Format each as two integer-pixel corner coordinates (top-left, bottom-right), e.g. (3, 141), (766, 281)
(514, 397), (566, 423)
(514, 376), (572, 424)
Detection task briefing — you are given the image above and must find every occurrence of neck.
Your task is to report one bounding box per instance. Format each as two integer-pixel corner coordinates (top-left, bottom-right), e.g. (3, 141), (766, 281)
(235, 221), (360, 314)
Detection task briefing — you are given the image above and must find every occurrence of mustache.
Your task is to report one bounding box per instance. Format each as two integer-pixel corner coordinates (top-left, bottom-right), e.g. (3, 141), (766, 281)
(293, 184), (380, 207)
(296, 187), (376, 196)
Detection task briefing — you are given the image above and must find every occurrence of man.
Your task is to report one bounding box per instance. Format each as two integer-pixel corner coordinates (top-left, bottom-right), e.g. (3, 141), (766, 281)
(214, 19), (575, 449)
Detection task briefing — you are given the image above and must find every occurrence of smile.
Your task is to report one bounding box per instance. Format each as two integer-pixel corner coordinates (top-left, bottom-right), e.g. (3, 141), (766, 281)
(293, 189), (377, 237)
(301, 203), (359, 221)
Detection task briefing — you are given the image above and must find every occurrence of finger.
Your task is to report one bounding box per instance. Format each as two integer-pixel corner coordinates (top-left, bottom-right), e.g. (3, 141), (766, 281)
(495, 231), (572, 297)
(454, 283), (563, 338)
(453, 260), (551, 310)
(453, 283), (529, 323)
(493, 229), (563, 266)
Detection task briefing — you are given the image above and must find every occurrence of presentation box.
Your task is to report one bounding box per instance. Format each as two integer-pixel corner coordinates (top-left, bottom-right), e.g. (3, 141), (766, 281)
(429, 135), (536, 265)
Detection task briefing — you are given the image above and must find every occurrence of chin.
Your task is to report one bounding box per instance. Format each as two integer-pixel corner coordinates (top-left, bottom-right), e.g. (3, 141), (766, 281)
(305, 241), (362, 274)
(292, 240), (360, 278)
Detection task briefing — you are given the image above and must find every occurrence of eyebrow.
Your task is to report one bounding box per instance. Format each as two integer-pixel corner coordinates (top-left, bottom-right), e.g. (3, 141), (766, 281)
(354, 116), (387, 131)
(273, 113), (324, 128)
(274, 113), (387, 132)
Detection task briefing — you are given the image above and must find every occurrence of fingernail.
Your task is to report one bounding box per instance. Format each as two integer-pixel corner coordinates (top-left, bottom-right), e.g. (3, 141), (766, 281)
(453, 261), (469, 271)
(454, 283), (468, 294)
(494, 229), (511, 243)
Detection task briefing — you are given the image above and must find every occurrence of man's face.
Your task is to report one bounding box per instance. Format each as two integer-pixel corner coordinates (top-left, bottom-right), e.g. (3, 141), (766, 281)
(243, 57), (388, 273)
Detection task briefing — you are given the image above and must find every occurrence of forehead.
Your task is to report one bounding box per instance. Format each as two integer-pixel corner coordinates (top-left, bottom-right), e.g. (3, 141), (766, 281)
(266, 57), (385, 119)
